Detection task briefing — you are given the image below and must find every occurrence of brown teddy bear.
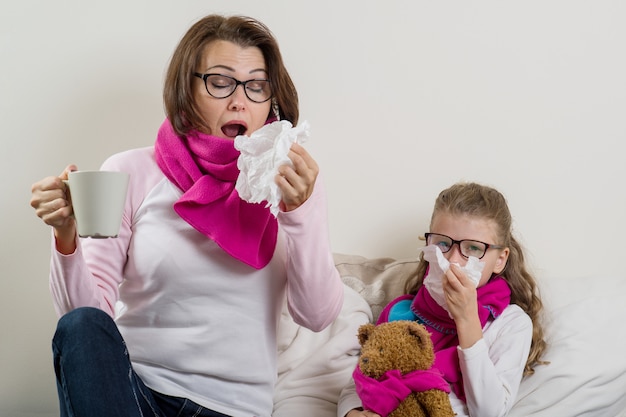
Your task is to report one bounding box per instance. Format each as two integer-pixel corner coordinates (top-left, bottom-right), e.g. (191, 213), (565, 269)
(353, 320), (455, 417)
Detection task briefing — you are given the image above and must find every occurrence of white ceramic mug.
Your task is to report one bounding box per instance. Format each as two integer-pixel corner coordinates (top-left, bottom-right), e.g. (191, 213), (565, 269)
(64, 170), (129, 238)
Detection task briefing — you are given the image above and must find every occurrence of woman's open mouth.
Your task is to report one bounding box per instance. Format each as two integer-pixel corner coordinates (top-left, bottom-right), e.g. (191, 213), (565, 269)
(221, 123), (247, 138)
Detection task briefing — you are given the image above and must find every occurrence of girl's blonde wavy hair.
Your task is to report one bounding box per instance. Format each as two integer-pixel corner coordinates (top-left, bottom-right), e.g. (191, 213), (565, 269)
(404, 182), (547, 375)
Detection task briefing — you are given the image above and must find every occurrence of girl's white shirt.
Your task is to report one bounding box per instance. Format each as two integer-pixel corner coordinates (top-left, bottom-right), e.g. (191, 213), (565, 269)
(338, 303), (532, 417)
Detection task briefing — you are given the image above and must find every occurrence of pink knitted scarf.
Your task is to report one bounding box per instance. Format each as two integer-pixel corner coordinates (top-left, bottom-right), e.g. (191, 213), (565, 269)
(379, 274), (511, 402)
(353, 366), (450, 417)
(154, 118), (277, 269)
(412, 275), (510, 401)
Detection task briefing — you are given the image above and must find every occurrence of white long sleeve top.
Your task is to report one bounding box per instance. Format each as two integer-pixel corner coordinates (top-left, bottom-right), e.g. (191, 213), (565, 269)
(49, 146), (344, 417)
(337, 304), (532, 417)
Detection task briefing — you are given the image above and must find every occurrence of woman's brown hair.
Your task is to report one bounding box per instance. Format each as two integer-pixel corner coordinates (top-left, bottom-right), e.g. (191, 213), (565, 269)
(163, 14), (299, 136)
(404, 182), (548, 375)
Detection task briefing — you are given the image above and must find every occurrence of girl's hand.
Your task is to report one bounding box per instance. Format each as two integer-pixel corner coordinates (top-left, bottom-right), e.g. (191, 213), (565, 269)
(443, 264), (483, 348)
(275, 142), (318, 212)
(442, 264), (478, 320)
(30, 165), (78, 254)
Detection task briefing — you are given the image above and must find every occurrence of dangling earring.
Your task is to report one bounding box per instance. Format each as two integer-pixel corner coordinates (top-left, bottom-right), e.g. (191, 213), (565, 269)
(272, 98), (281, 121)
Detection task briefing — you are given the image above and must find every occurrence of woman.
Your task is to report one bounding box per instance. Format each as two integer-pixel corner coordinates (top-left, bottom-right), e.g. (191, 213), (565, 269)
(30, 14), (344, 417)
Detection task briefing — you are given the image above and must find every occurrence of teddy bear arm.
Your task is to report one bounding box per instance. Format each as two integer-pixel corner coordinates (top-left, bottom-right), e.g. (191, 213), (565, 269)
(414, 390), (456, 417)
(389, 394), (428, 417)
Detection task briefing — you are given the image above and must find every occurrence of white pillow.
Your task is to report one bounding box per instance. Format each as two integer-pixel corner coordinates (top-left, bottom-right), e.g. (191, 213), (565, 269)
(510, 274), (626, 416)
(273, 284), (372, 417)
(334, 253), (417, 320)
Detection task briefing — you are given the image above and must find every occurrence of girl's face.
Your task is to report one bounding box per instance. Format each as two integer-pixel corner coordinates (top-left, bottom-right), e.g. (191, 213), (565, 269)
(193, 40), (272, 139)
(430, 212), (510, 287)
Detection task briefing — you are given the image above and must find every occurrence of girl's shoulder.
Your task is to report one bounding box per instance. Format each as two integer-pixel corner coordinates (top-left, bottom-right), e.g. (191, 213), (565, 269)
(377, 294), (415, 324)
(486, 303), (532, 336)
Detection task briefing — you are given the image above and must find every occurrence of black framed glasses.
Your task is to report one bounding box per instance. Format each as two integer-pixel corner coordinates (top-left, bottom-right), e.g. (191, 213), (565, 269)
(424, 232), (503, 259)
(193, 73), (272, 103)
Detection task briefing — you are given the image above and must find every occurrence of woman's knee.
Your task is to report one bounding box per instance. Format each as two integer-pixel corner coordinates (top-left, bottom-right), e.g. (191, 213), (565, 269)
(54, 307), (117, 347)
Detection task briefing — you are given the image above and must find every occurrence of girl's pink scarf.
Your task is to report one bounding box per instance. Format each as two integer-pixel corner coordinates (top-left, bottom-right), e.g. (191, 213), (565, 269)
(154, 119), (277, 269)
(379, 274), (511, 402)
(353, 366), (450, 417)
(412, 275), (510, 402)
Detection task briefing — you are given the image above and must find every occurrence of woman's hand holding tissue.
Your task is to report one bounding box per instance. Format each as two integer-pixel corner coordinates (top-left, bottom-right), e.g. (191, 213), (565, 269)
(443, 264), (483, 348)
(276, 142), (319, 212)
(234, 120), (315, 215)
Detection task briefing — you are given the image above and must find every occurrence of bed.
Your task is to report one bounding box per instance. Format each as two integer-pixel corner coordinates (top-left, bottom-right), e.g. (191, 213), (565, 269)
(273, 253), (626, 417)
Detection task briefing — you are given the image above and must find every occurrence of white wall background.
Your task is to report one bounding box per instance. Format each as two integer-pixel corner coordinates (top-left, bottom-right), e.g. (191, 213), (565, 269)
(2, 1), (625, 415)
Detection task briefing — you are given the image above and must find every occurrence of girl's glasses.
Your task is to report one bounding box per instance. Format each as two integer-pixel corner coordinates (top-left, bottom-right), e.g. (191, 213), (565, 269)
(425, 232), (503, 259)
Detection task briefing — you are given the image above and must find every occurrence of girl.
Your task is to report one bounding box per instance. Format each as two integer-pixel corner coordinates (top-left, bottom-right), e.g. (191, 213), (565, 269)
(339, 182), (547, 417)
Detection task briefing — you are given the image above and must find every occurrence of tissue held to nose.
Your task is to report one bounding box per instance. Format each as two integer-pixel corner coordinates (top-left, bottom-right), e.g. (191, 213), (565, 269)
(422, 245), (484, 310)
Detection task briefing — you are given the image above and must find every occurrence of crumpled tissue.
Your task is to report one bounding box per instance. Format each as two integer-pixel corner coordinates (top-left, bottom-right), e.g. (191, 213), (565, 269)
(234, 120), (310, 216)
(422, 244), (484, 311)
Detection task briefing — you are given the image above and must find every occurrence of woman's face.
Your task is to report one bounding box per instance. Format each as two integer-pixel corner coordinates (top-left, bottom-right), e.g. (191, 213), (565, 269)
(430, 212), (510, 287)
(193, 40), (272, 139)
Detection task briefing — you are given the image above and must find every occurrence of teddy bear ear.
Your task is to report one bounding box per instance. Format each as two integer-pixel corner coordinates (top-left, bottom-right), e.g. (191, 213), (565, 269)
(406, 322), (428, 348)
(357, 323), (376, 345)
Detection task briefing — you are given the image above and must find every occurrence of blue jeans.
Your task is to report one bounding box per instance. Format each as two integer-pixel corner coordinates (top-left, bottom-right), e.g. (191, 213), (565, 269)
(52, 307), (230, 417)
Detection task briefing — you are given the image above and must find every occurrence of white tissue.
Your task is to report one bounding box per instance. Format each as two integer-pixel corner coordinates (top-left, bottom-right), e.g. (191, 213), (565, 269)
(422, 245), (484, 311)
(234, 120), (310, 216)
